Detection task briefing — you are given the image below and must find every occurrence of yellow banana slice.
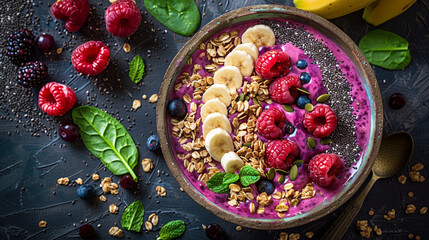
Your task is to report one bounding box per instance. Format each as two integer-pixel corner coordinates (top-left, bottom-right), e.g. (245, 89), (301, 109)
(213, 66), (243, 91)
(204, 128), (234, 162)
(224, 50), (254, 77)
(232, 43), (259, 61)
(202, 112), (232, 139)
(200, 98), (228, 122)
(202, 84), (232, 107)
(221, 151), (244, 173)
(241, 24), (275, 48)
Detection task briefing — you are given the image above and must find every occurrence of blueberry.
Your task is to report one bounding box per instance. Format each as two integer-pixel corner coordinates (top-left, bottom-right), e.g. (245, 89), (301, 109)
(285, 122), (295, 134)
(120, 174), (137, 190)
(59, 123), (80, 142)
(257, 180), (275, 195)
(296, 59), (308, 69)
(79, 224), (95, 239)
(77, 184), (94, 199)
(296, 95), (311, 109)
(206, 223), (226, 240)
(146, 134), (160, 151)
(168, 98), (187, 120)
(389, 93), (406, 109)
(299, 72), (311, 84)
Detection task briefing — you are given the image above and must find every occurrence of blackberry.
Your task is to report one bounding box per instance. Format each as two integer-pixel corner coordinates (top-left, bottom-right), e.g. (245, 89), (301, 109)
(17, 61), (48, 88)
(5, 29), (35, 64)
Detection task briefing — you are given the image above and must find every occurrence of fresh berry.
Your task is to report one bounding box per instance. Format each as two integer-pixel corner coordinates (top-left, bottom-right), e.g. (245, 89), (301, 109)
(299, 72), (311, 84)
(296, 95), (311, 109)
(285, 122), (295, 135)
(303, 104), (337, 138)
(257, 107), (287, 139)
(257, 180), (275, 195)
(36, 33), (55, 52)
(296, 59), (308, 69)
(389, 93), (406, 109)
(269, 76), (301, 104)
(206, 223), (226, 240)
(5, 29), (35, 64)
(59, 123), (80, 142)
(255, 50), (291, 79)
(265, 139), (300, 170)
(17, 61), (48, 88)
(105, 0), (142, 37)
(308, 153), (342, 187)
(168, 98), (187, 120)
(146, 135), (160, 151)
(38, 82), (76, 116)
(120, 174), (137, 190)
(77, 184), (94, 199)
(71, 41), (110, 76)
(51, 0), (89, 32)
(79, 224), (95, 239)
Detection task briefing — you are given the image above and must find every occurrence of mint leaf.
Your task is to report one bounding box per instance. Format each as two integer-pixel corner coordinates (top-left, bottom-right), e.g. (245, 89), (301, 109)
(239, 166), (260, 186)
(121, 200), (145, 232)
(129, 55), (145, 83)
(157, 220), (186, 240)
(206, 172), (229, 193)
(223, 173), (239, 185)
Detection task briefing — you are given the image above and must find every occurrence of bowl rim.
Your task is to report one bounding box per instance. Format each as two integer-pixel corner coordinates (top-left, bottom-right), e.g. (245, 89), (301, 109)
(156, 5), (383, 229)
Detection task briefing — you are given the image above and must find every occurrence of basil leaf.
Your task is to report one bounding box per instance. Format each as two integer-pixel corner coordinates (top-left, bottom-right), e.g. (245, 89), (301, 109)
(72, 106), (138, 181)
(358, 29), (411, 70)
(206, 172), (229, 193)
(121, 200), (145, 232)
(239, 166), (260, 187)
(157, 220), (186, 240)
(129, 55), (145, 84)
(223, 173), (239, 185)
(144, 0), (200, 36)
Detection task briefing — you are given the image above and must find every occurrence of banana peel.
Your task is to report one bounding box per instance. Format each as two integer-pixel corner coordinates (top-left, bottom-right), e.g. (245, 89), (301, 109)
(293, 0), (377, 19)
(363, 0), (417, 26)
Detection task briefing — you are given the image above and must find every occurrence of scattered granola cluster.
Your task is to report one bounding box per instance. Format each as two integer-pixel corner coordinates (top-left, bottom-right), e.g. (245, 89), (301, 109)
(356, 220), (382, 238)
(101, 177), (119, 195)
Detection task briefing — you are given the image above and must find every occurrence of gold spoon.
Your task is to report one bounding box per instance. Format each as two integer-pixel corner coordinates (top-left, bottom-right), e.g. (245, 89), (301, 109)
(321, 131), (414, 240)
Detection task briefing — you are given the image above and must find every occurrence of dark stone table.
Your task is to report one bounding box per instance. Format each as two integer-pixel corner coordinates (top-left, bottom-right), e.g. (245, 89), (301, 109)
(0, 0), (428, 239)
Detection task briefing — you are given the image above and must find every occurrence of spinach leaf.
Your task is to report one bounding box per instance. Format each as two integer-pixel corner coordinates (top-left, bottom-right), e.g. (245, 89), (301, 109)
(239, 166), (260, 187)
(358, 29), (411, 70)
(157, 220), (186, 240)
(72, 106), (138, 181)
(121, 200), (145, 232)
(129, 55), (145, 84)
(205, 172), (229, 194)
(144, 0), (200, 36)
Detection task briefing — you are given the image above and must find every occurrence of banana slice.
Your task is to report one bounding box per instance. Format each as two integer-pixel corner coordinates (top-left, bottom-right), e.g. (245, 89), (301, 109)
(232, 43), (259, 61)
(205, 128), (234, 162)
(202, 84), (232, 107)
(241, 24), (276, 48)
(213, 66), (243, 91)
(224, 50), (254, 77)
(202, 112), (232, 139)
(200, 98), (228, 122)
(221, 151), (245, 173)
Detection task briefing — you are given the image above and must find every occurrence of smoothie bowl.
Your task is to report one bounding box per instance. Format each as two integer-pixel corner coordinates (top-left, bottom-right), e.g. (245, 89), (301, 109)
(156, 5), (383, 229)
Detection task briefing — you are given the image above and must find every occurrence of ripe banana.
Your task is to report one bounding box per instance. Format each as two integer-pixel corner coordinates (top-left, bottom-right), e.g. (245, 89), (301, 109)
(202, 84), (232, 107)
(202, 112), (232, 139)
(200, 98), (228, 122)
(224, 50), (254, 77)
(221, 151), (244, 173)
(213, 66), (243, 91)
(204, 128), (234, 162)
(293, 0), (377, 19)
(241, 24), (276, 48)
(232, 43), (259, 61)
(363, 0), (416, 26)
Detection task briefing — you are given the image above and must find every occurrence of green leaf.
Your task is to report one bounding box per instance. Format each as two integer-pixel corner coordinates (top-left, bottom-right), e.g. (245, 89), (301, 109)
(206, 172), (229, 193)
(223, 173), (239, 185)
(144, 0), (201, 36)
(157, 220), (186, 240)
(358, 29), (411, 70)
(72, 106), (138, 181)
(129, 55), (145, 84)
(121, 201), (145, 232)
(239, 166), (260, 187)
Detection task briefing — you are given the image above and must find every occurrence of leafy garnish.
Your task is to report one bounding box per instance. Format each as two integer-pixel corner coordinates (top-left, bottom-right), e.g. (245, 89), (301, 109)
(129, 55), (145, 84)
(239, 166), (260, 187)
(223, 173), (239, 185)
(157, 220), (186, 240)
(206, 172), (229, 194)
(121, 201), (145, 232)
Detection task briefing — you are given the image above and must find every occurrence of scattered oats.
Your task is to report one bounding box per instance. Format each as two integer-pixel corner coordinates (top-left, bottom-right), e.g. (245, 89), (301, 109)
(202, 224), (207, 230)
(75, 178), (83, 185)
(99, 195), (107, 202)
(38, 220), (47, 228)
(356, 220), (372, 238)
(180, 187), (184, 192)
(383, 209), (395, 220)
(92, 173), (100, 181)
(149, 94), (158, 103)
(56, 47), (63, 55)
(235, 226), (242, 231)
(256, 206), (265, 214)
(416, 235), (421, 240)
(156, 186), (167, 197)
(408, 192), (414, 197)
(305, 231), (314, 239)
(279, 232), (288, 240)
(409, 171), (425, 182)
(109, 204), (119, 214)
(122, 43), (131, 53)
(419, 206), (427, 215)
(397, 175), (407, 184)
(289, 233), (300, 240)
(142, 158), (154, 172)
(101, 177), (119, 195)
(142, 94), (147, 100)
(408, 233), (414, 239)
(108, 226), (124, 238)
(368, 209), (374, 216)
(149, 213), (159, 226)
(57, 177), (69, 185)
(249, 202), (256, 213)
(132, 99), (141, 110)
(374, 226), (382, 236)
(145, 221), (153, 231)
(405, 204), (416, 214)
(412, 163), (424, 171)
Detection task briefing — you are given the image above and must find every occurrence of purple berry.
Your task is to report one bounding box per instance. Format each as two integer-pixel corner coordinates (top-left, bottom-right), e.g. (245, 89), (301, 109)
(36, 33), (55, 52)
(120, 174), (137, 190)
(79, 224), (95, 239)
(389, 93), (406, 109)
(168, 98), (187, 120)
(59, 123), (80, 142)
(206, 223), (226, 240)
(257, 180), (275, 195)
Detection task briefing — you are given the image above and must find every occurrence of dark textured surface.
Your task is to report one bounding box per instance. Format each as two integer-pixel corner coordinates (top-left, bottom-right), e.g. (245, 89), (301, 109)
(0, 0), (428, 239)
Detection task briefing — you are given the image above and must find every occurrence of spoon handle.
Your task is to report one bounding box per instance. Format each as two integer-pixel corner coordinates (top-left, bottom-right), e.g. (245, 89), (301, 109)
(320, 176), (378, 240)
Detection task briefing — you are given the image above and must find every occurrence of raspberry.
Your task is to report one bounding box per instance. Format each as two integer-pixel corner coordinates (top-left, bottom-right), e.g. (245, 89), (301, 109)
(308, 153), (342, 187)
(51, 0), (89, 32)
(5, 29), (35, 64)
(303, 104), (337, 138)
(71, 41), (110, 76)
(17, 61), (48, 88)
(255, 50), (291, 79)
(257, 107), (287, 139)
(269, 76), (301, 104)
(38, 82), (76, 116)
(105, 0), (142, 37)
(265, 139), (300, 170)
